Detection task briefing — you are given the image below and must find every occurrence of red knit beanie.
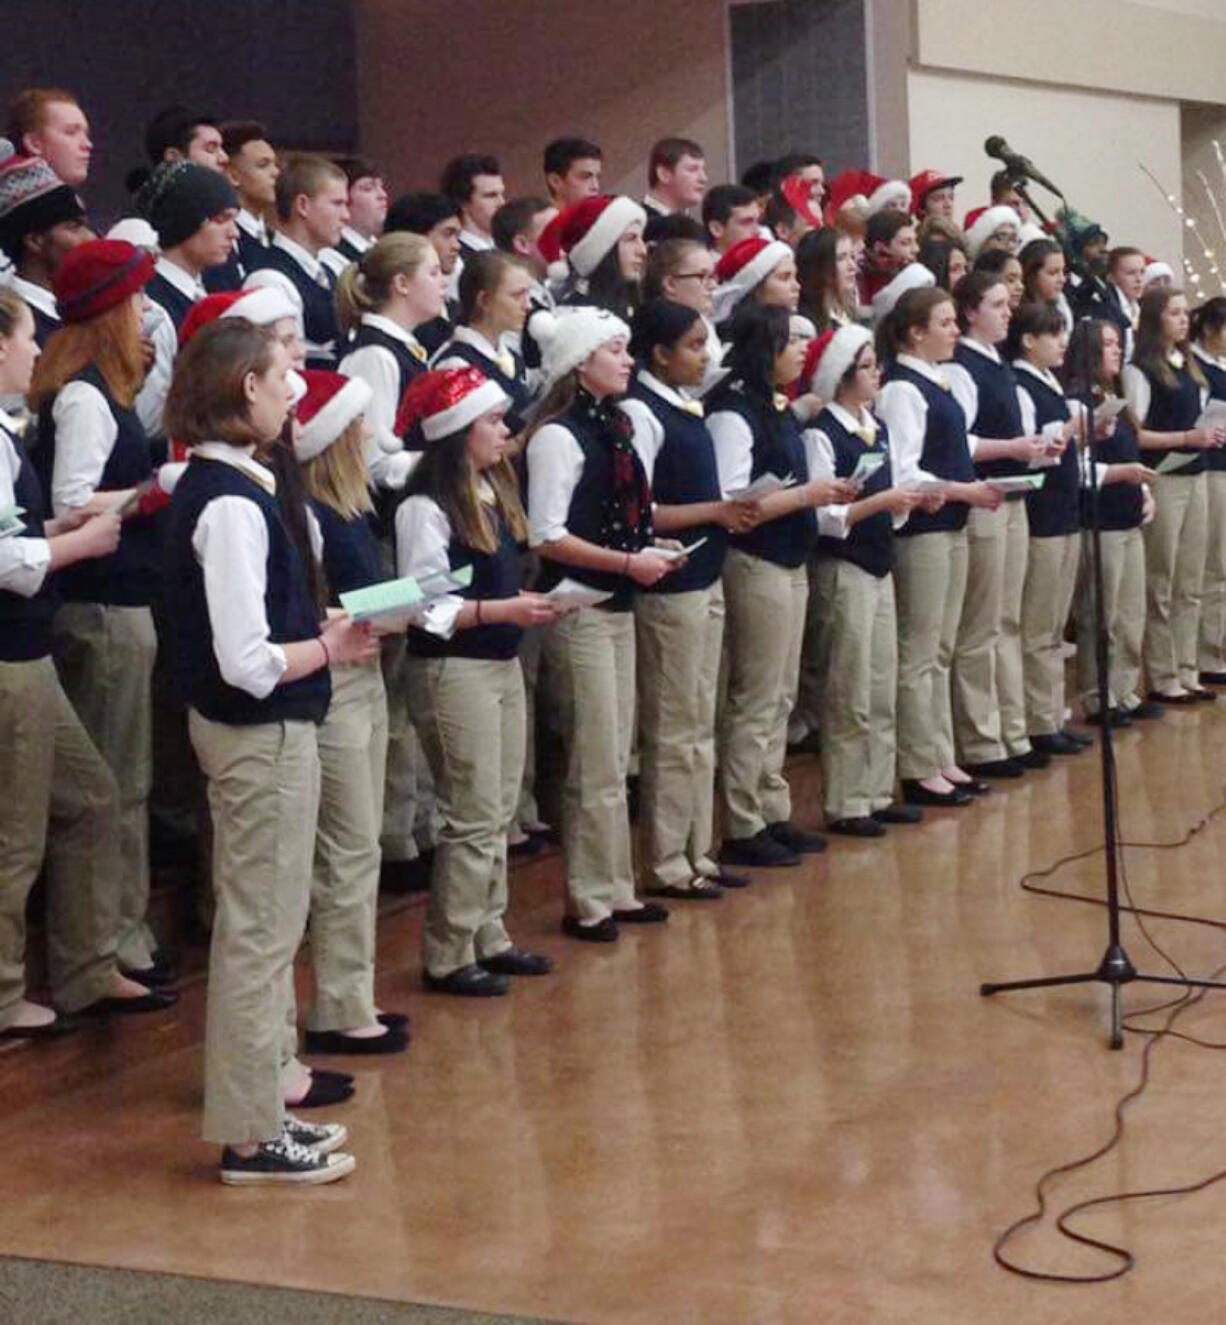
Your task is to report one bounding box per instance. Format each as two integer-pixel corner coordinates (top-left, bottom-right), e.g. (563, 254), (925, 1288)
(52, 238), (154, 323)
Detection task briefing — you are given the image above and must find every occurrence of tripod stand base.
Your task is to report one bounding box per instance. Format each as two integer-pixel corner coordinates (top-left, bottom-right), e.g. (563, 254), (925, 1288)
(980, 944), (1226, 1050)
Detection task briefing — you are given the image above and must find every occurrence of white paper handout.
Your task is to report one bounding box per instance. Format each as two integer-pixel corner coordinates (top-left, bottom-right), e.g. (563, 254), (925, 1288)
(1094, 396), (1127, 430)
(545, 578), (612, 610)
(986, 474), (1046, 493)
(1195, 399), (1226, 433)
(728, 472), (795, 502)
(653, 537), (708, 563)
(1155, 450), (1203, 475)
(850, 452), (886, 484)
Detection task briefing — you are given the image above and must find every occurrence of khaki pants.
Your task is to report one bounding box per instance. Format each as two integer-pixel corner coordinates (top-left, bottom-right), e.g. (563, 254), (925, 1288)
(813, 560), (897, 821)
(1143, 470), (1208, 693)
(407, 655), (523, 975)
(791, 551), (823, 742)
(307, 662), (388, 1029)
(720, 550), (808, 839)
(380, 634), (438, 861)
(1075, 526), (1146, 713)
(52, 602), (157, 971)
(953, 501), (1031, 763)
(635, 582), (725, 890)
(191, 712), (320, 1146)
(894, 529), (968, 780)
(1021, 534), (1081, 735)
(545, 607), (636, 922)
(1199, 470), (1226, 673)
(0, 658), (120, 1023)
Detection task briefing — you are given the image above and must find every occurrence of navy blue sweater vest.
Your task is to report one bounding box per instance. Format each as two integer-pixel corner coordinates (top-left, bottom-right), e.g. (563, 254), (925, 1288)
(29, 303), (60, 349)
(709, 387), (816, 568)
(1195, 351), (1226, 473)
(236, 228), (267, 274)
(532, 402), (651, 612)
(1140, 362), (1205, 476)
(1016, 370), (1079, 537)
(203, 251), (244, 294)
(165, 457), (330, 725)
(312, 502), (382, 603)
(1084, 405), (1143, 532)
(348, 323), (426, 423)
(626, 380), (726, 593)
(886, 364), (974, 536)
(439, 337), (533, 435)
(0, 422), (56, 661)
(814, 409), (895, 578)
(407, 507), (523, 660)
(954, 343), (1025, 478)
(146, 272), (196, 332)
(247, 244), (338, 368)
(35, 367), (157, 605)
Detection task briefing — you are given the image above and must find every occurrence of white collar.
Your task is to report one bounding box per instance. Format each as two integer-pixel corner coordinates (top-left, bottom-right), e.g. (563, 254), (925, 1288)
(897, 353), (950, 387)
(459, 227), (493, 251)
(192, 442), (277, 493)
(451, 324), (509, 360)
(1192, 343), (1226, 372)
(1109, 282), (1137, 313)
(827, 401), (876, 434)
(1013, 359), (1064, 393)
(237, 208), (266, 240)
(643, 194), (674, 217)
(361, 311), (424, 351)
(0, 404), (23, 437)
(272, 231), (323, 281)
(340, 225), (373, 254)
(155, 256), (206, 301)
(10, 274), (58, 321)
(958, 335), (1001, 364)
(637, 370), (700, 412)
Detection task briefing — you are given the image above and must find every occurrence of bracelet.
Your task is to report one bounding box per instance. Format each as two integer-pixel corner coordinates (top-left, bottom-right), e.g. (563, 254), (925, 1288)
(320, 635), (331, 669)
(475, 600), (484, 626)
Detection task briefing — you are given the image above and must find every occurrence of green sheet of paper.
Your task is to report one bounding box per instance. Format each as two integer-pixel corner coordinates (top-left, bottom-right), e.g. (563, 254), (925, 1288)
(417, 564), (474, 598)
(340, 576), (424, 623)
(851, 452), (885, 483)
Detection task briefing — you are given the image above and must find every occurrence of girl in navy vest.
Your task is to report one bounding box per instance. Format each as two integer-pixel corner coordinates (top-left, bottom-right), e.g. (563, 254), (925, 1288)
(622, 299), (755, 897)
(945, 270), (1051, 777)
(294, 370), (407, 1051)
(803, 325), (927, 836)
(1190, 297), (1226, 684)
(1021, 238), (1075, 334)
(708, 303), (856, 865)
(397, 367), (562, 990)
(29, 239), (179, 984)
(876, 286), (1004, 807)
(0, 289), (176, 1038)
(1012, 302), (1089, 753)
(163, 319), (375, 1185)
(337, 232), (446, 492)
(1122, 286), (1225, 703)
(526, 306), (678, 940)
(1063, 319), (1158, 724)
(553, 195), (648, 321)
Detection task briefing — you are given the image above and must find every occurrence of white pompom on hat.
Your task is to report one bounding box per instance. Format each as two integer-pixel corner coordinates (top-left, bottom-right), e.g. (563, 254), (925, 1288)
(531, 305), (632, 390)
(294, 370), (373, 462)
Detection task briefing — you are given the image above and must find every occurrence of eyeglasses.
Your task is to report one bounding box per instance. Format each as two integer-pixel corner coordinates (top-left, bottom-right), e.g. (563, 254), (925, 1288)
(674, 271), (718, 286)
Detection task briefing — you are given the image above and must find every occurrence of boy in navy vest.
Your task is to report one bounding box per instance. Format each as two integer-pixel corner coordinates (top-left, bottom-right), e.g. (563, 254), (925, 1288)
(221, 121), (278, 273)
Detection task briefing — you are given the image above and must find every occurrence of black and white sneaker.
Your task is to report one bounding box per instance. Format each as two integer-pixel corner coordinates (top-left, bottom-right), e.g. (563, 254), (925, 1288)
(283, 1115), (349, 1156)
(219, 1134), (356, 1186)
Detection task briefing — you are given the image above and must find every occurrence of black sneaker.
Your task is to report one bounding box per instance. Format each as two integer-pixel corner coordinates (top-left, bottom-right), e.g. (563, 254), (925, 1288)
(219, 1135), (356, 1186)
(719, 830), (800, 868)
(766, 821), (828, 854)
(1123, 700), (1163, 721)
(283, 1115), (349, 1155)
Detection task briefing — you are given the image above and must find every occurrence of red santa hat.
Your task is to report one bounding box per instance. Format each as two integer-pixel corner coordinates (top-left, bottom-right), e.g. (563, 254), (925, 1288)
(1143, 256), (1174, 289)
(179, 285), (301, 348)
(826, 169), (873, 219)
(294, 370), (374, 461)
(803, 324), (874, 403)
(395, 367), (509, 443)
(712, 236), (792, 324)
(538, 208), (569, 284)
(860, 173), (912, 217)
(779, 172), (824, 231)
(909, 169), (963, 217)
(871, 261), (936, 322)
(963, 205), (1021, 258)
(558, 194), (647, 278)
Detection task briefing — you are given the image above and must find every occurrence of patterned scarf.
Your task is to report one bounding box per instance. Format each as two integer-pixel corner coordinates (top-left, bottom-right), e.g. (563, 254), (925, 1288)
(577, 389), (653, 552)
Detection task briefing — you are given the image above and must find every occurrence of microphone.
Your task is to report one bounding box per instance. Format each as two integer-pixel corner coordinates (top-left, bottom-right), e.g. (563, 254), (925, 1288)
(983, 136), (1065, 200)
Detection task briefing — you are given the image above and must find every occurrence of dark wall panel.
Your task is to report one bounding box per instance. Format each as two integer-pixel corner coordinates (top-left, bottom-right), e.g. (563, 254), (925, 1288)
(3, 0), (357, 220)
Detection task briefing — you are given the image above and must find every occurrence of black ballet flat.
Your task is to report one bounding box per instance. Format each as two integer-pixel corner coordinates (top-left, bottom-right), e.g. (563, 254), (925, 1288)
(827, 817), (887, 838)
(77, 989), (179, 1016)
(901, 779), (973, 808)
(872, 804), (923, 825)
(0, 1016), (79, 1041)
(292, 1074), (355, 1109)
(952, 779), (992, 796)
(612, 902), (670, 924)
(562, 915), (619, 943)
(302, 1027), (408, 1055)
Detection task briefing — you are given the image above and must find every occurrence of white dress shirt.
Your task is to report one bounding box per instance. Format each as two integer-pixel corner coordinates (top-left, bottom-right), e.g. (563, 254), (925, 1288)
(1121, 358), (1209, 430)
(49, 379), (121, 515)
(154, 255), (206, 305)
(10, 275), (59, 331)
(874, 354), (951, 490)
(237, 208), (267, 246)
(320, 227), (373, 281)
(0, 410), (51, 598)
(526, 423), (586, 547)
(432, 324), (517, 379)
(338, 312), (424, 490)
(459, 228), (493, 253)
(393, 493), (471, 637)
(803, 401), (904, 540)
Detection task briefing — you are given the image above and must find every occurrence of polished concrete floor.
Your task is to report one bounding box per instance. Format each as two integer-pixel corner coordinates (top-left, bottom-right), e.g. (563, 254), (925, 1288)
(5, 705), (1226, 1323)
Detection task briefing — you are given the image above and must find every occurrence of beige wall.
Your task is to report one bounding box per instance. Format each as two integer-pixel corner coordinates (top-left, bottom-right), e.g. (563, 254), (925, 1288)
(354, 0), (731, 203)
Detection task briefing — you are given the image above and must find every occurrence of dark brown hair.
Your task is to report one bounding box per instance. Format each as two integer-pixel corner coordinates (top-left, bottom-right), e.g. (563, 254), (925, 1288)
(163, 319), (279, 446)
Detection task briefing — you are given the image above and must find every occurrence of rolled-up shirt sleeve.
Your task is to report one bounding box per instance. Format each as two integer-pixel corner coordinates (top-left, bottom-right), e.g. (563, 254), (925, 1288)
(50, 380), (118, 515)
(0, 437), (50, 597)
(707, 410), (754, 496)
(805, 428), (850, 539)
(876, 381), (937, 488)
(395, 495), (463, 637)
(192, 495), (288, 698)
(527, 424), (584, 546)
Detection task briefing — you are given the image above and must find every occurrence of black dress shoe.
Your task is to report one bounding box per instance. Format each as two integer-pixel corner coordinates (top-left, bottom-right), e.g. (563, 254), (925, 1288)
(1123, 700), (1163, 721)
(1147, 690), (1199, 706)
(292, 1074), (355, 1109)
(424, 964), (511, 997)
(1031, 732), (1084, 756)
(719, 830), (799, 868)
(562, 914), (619, 943)
(78, 989), (179, 1016)
(901, 779), (973, 807)
(872, 804), (923, 825)
(1190, 687), (1218, 703)
(1199, 670), (1226, 686)
(119, 955), (178, 987)
(302, 1026), (408, 1055)
(1083, 708), (1131, 728)
(709, 869), (751, 889)
(1060, 726), (1094, 748)
(962, 758), (1024, 779)
(649, 881), (724, 900)
(828, 816), (887, 838)
(1015, 747), (1051, 769)
(0, 1016), (79, 1041)
(377, 1011), (410, 1033)
(767, 821), (827, 854)
(612, 901), (670, 923)
(311, 1068), (354, 1088)
(951, 779), (992, 796)
(480, 947), (555, 975)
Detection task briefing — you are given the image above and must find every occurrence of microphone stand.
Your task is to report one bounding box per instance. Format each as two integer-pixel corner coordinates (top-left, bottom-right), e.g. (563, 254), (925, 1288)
(979, 340), (1226, 1048)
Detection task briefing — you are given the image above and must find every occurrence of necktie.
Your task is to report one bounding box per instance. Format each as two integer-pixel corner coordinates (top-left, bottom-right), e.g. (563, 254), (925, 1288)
(773, 393), (791, 413)
(678, 399), (705, 419)
(408, 341), (428, 364)
(495, 351), (516, 378)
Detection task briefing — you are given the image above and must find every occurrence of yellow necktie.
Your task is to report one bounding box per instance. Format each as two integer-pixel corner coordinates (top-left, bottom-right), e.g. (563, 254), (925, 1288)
(773, 393), (790, 413)
(678, 399), (705, 418)
(855, 423), (878, 446)
(1167, 349), (1185, 371)
(408, 341), (428, 364)
(496, 352), (516, 378)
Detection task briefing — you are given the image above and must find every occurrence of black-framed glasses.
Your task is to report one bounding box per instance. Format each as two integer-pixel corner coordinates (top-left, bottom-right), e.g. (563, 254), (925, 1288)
(674, 271), (718, 286)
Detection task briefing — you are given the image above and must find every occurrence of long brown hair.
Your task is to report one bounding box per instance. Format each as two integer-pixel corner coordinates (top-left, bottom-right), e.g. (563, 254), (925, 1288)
(875, 287), (953, 367)
(28, 297), (146, 411)
(1133, 286), (1206, 391)
(163, 319), (278, 447)
(406, 424), (529, 554)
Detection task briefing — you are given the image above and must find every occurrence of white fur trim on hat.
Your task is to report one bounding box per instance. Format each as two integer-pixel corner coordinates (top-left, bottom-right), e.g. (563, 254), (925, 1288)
(568, 197), (647, 278)
(812, 324), (873, 403)
(295, 376), (372, 462)
(1143, 259), (1174, 289)
(1017, 221), (1047, 249)
(106, 217), (160, 252)
(532, 305), (632, 390)
(865, 179), (911, 217)
(965, 205), (1021, 259)
(712, 240), (792, 325)
(790, 314), (817, 341)
(871, 262), (936, 322)
(287, 370), (308, 406)
(225, 284), (299, 328)
(423, 377), (508, 441)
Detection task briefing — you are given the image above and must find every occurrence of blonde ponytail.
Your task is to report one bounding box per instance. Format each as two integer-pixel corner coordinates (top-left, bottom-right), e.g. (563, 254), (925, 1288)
(334, 232), (434, 335)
